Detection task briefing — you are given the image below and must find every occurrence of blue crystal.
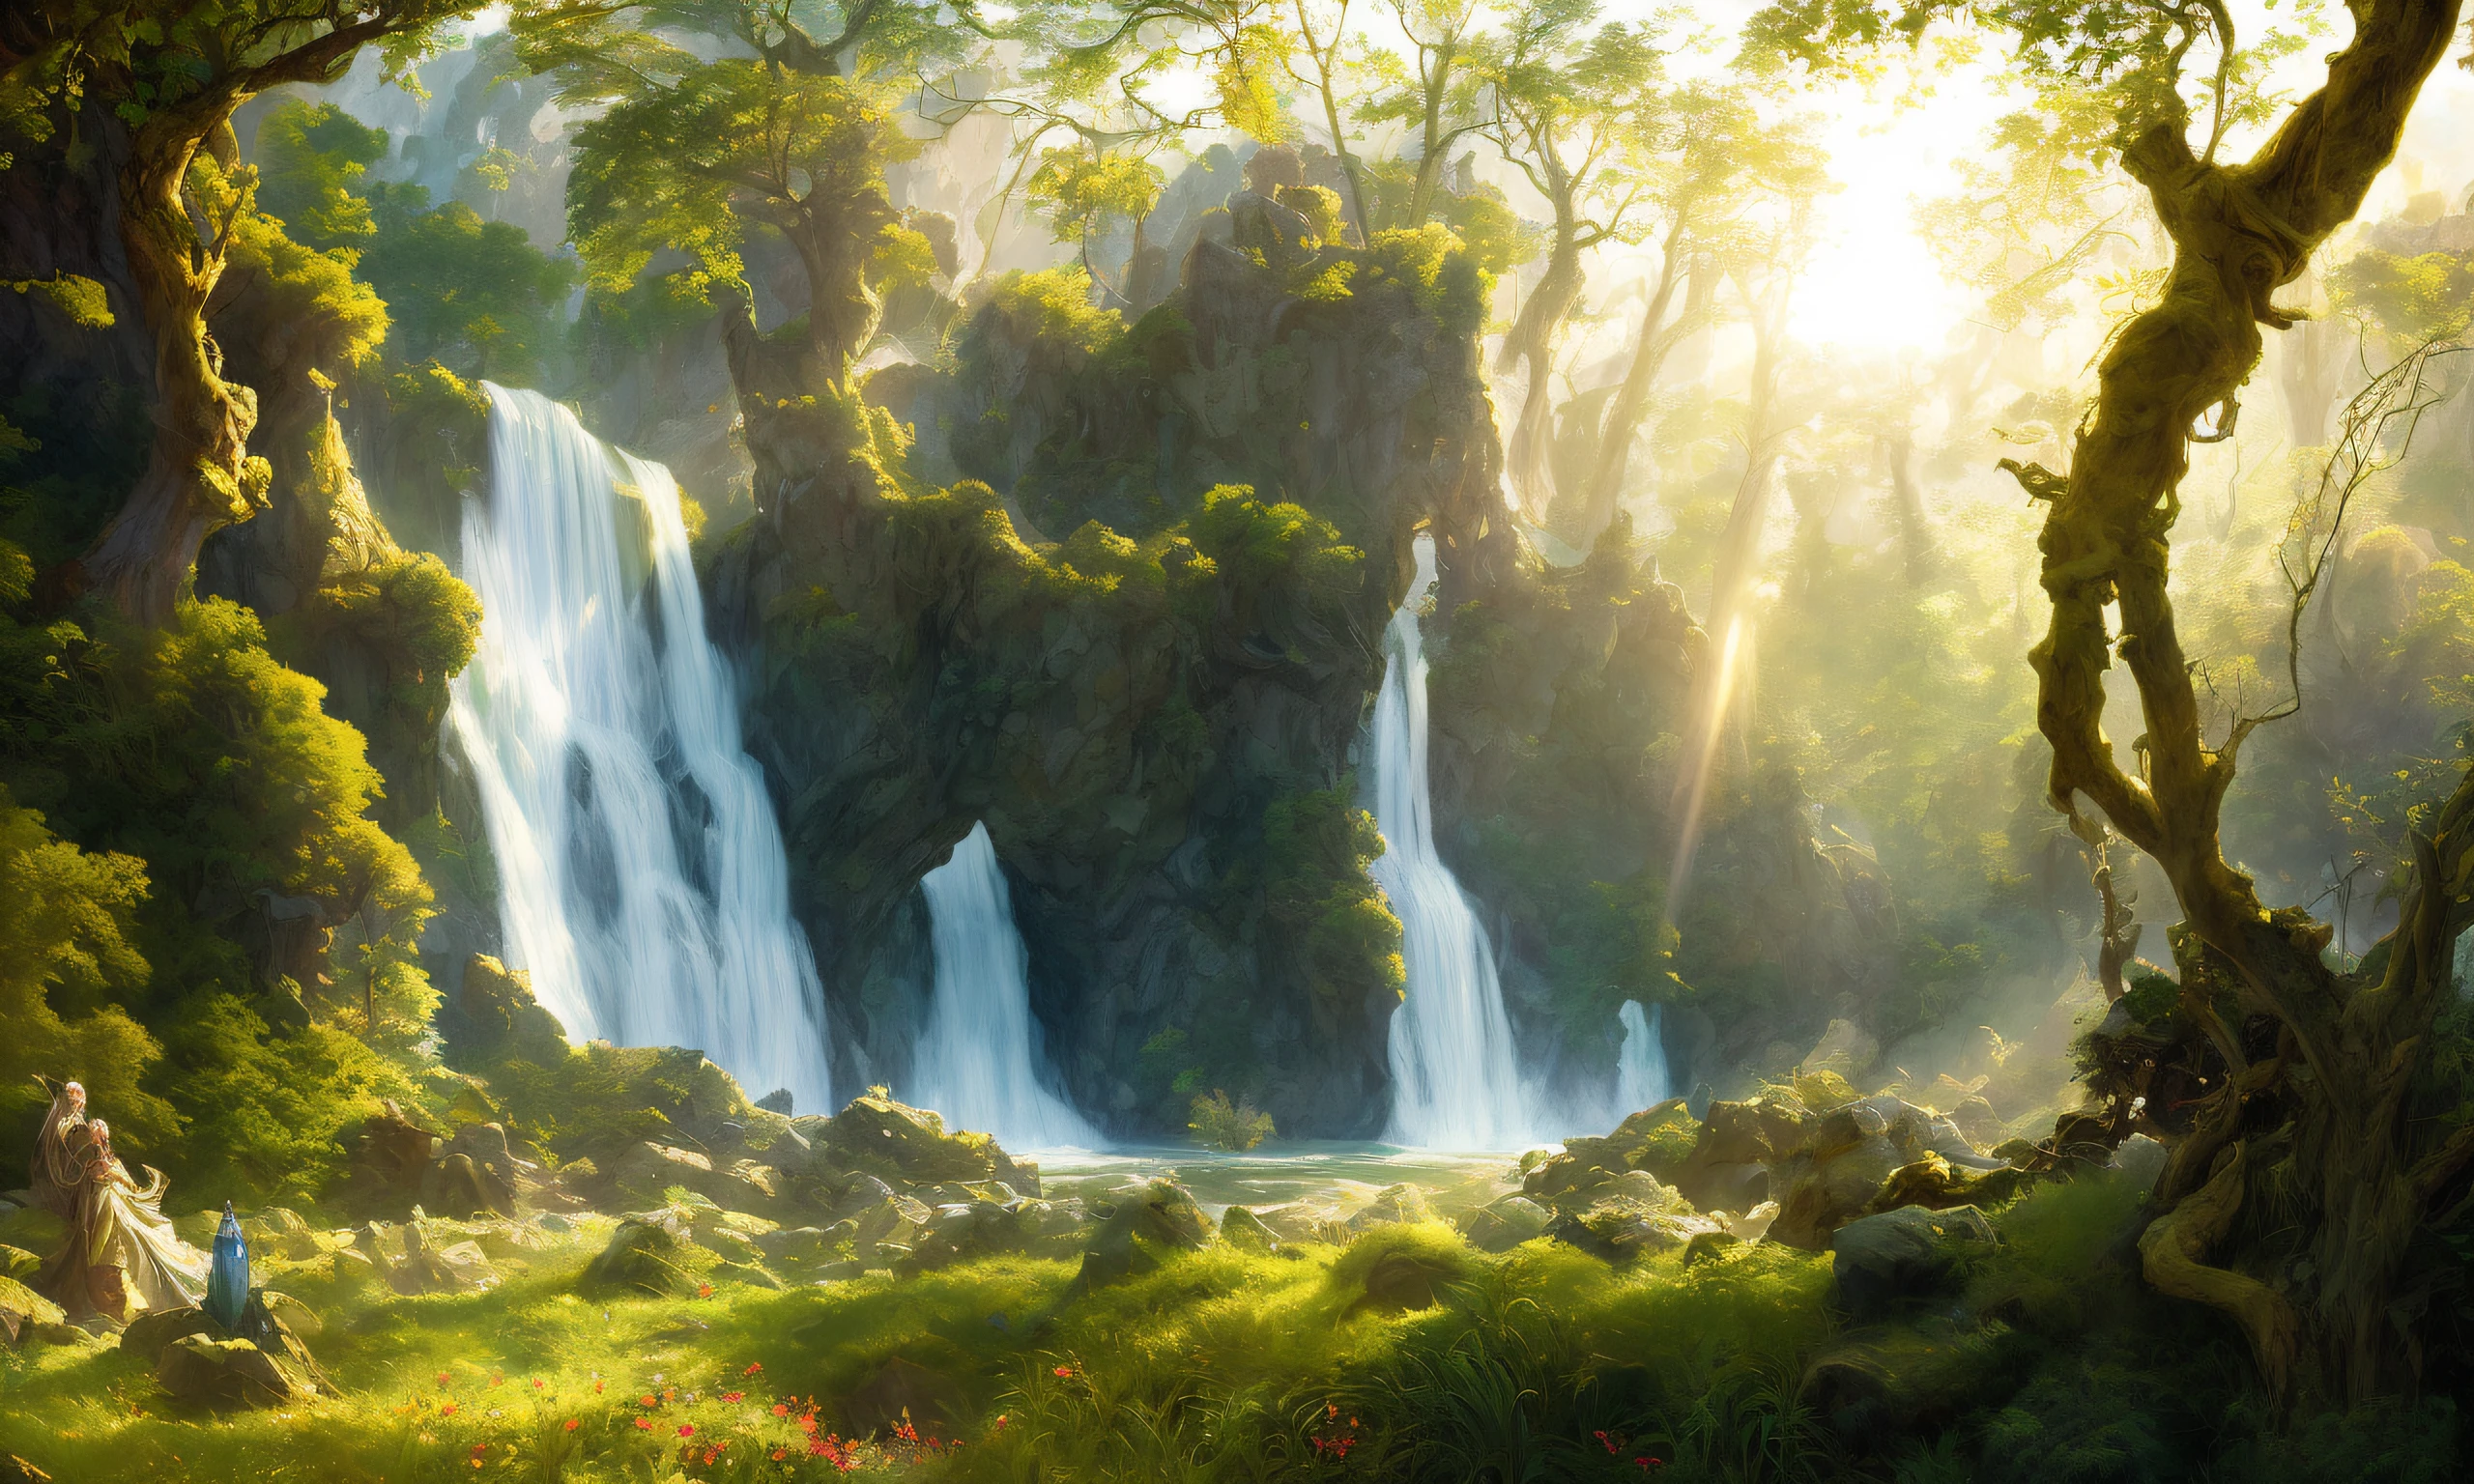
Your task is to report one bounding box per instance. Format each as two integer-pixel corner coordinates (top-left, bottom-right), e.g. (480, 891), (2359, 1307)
(207, 1201), (249, 1332)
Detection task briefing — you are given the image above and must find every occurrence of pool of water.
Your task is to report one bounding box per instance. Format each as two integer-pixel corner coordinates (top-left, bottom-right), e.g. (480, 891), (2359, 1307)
(1024, 1140), (1539, 1220)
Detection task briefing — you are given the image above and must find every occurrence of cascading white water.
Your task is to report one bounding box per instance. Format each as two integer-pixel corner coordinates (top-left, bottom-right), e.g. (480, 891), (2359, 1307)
(909, 823), (1101, 1149)
(1615, 1000), (1673, 1114)
(446, 384), (833, 1112)
(1373, 533), (1535, 1149)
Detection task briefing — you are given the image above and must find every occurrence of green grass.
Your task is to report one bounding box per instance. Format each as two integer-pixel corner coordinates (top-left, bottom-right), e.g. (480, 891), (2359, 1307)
(0, 1218), (1846, 1484)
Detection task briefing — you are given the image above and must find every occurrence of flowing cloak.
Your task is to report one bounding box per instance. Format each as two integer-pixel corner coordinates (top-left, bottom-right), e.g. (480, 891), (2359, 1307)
(28, 1088), (90, 1219)
(43, 1143), (210, 1320)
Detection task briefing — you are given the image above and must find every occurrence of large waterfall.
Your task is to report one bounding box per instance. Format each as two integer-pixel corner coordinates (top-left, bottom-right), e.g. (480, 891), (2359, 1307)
(909, 823), (1101, 1150)
(1372, 534), (1536, 1149)
(446, 384), (833, 1112)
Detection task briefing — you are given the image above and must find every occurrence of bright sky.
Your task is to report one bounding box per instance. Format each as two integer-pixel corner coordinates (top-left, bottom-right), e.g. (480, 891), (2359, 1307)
(1669, 0), (2474, 355)
(459, 0), (2474, 358)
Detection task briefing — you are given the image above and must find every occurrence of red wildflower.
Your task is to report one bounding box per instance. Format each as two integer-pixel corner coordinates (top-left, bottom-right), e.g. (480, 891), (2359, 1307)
(634, 1418), (655, 1432)
(563, 1419), (580, 1433)
(696, 1283), (714, 1298)
(743, 1361), (762, 1375)
(436, 1372), (452, 1387)
(441, 1402), (457, 1416)
(772, 1403), (791, 1417)
(1053, 1365), (1075, 1378)
(677, 1424), (695, 1438)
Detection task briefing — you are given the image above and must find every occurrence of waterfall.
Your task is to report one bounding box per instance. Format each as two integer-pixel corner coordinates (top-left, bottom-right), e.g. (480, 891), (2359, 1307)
(446, 384), (832, 1112)
(1372, 533), (1535, 1149)
(909, 823), (1101, 1150)
(1615, 1001), (1672, 1114)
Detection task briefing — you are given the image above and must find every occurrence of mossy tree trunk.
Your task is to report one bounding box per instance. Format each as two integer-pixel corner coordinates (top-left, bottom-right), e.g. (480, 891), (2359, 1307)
(62, 12), (424, 625)
(1565, 225), (1710, 542)
(1497, 178), (1582, 511)
(2013, 0), (2474, 1405)
(84, 119), (270, 625)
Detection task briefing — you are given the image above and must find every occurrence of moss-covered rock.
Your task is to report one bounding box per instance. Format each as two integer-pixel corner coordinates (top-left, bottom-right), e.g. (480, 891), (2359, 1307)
(1075, 1179), (1214, 1290)
(821, 1093), (999, 1184)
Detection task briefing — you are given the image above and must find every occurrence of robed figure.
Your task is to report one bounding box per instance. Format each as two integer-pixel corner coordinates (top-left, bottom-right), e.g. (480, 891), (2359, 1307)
(26, 1077), (209, 1326)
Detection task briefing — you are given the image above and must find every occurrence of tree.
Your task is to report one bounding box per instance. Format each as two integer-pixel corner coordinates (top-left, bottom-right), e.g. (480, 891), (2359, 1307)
(1359, 0), (1486, 229)
(516, 0), (970, 401)
(1479, 0), (1670, 509)
(1026, 144), (1167, 305)
(1757, 0), (2474, 1405)
(0, 1), (475, 624)
(1559, 86), (1822, 543)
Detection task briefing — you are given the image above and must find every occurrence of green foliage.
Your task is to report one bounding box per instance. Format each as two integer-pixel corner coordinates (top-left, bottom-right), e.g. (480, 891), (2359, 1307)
(207, 154), (389, 372)
(251, 100), (388, 248)
(2333, 247), (2474, 351)
(1188, 1089), (1275, 1151)
(0, 595), (442, 1190)
(979, 266), (1128, 357)
(360, 189), (577, 382)
(153, 991), (426, 1210)
(3, 273), (115, 328)
(1260, 784), (1404, 1016)
(0, 787), (174, 1175)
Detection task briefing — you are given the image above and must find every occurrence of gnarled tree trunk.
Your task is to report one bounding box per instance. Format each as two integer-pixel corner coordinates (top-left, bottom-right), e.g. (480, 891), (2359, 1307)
(2015, 0), (2472, 1406)
(1562, 231), (1711, 544)
(1498, 211), (1581, 513)
(81, 125), (268, 624)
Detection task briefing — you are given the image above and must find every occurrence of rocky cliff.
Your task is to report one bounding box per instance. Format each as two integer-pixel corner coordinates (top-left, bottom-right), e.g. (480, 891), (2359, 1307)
(705, 201), (1861, 1137)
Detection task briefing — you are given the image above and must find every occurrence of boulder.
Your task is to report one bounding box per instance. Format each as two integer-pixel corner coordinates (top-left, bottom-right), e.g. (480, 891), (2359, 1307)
(1221, 1206), (1282, 1251)
(429, 1125), (523, 1217)
(0, 1276), (65, 1346)
(581, 1213), (708, 1298)
(1246, 1199), (1351, 1245)
(1669, 1096), (1812, 1213)
(1547, 1195), (1721, 1262)
(338, 1100), (442, 1215)
(822, 1094), (999, 1184)
(1346, 1184), (1436, 1231)
(422, 1154), (502, 1221)
(1456, 1195), (1551, 1254)
(1829, 1205), (1999, 1319)
(1863, 1153), (2036, 1218)
(757, 1227), (843, 1270)
(389, 1223), (500, 1296)
(444, 953), (572, 1068)
(238, 1207), (322, 1261)
(158, 1334), (297, 1409)
(118, 1304), (216, 1363)
(0, 1245), (40, 1285)
(900, 1199), (1022, 1271)
(1075, 1179), (1213, 1289)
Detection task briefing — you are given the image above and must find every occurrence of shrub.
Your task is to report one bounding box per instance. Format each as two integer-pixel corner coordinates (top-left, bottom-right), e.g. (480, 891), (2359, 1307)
(1190, 1091), (1274, 1152)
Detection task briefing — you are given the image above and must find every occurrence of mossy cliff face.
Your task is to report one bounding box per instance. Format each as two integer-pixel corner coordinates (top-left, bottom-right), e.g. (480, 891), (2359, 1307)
(705, 215), (1854, 1135)
(708, 223), (1526, 1136)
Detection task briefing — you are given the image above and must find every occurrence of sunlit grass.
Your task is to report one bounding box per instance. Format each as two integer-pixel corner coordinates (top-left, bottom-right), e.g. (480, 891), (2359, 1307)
(0, 1218), (1847, 1483)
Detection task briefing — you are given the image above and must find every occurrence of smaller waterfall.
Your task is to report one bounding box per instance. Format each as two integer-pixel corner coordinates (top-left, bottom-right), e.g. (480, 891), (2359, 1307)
(447, 385), (831, 1112)
(1373, 534), (1535, 1150)
(910, 824), (1101, 1150)
(1615, 1001), (1673, 1114)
